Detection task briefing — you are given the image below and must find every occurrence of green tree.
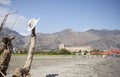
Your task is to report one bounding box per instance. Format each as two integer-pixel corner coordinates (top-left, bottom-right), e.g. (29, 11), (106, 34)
(59, 49), (71, 55)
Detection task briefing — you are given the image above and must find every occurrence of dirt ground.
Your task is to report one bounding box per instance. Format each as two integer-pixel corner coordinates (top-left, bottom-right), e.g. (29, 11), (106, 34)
(6, 56), (120, 77)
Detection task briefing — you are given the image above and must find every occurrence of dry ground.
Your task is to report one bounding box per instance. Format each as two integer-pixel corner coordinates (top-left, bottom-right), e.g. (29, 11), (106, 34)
(6, 56), (120, 77)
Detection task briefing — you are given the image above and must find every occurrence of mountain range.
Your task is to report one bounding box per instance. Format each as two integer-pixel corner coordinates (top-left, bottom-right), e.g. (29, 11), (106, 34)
(0, 28), (120, 51)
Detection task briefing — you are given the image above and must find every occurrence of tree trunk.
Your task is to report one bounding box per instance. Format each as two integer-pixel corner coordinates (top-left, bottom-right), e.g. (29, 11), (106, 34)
(12, 28), (36, 77)
(0, 37), (14, 77)
(24, 28), (36, 72)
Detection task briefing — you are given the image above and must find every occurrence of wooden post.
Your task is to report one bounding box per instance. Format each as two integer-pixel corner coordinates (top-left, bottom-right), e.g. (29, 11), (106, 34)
(24, 27), (36, 73)
(12, 27), (36, 77)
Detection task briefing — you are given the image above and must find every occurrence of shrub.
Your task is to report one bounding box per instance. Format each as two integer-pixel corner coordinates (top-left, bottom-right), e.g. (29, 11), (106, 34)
(59, 49), (71, 55)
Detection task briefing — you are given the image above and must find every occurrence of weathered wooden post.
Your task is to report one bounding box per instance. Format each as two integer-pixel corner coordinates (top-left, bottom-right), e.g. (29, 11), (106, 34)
(12, 18), (39, 77)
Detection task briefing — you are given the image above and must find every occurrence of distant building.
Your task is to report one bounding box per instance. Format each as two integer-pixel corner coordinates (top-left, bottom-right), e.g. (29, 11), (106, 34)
(59, 44), (92, 52)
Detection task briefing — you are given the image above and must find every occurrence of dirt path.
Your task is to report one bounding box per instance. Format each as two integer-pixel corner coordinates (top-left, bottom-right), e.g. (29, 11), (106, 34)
(6, 56), (120, 77)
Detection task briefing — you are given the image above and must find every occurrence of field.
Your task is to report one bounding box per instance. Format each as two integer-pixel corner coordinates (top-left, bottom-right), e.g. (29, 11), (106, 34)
(7, 55), (120, 77)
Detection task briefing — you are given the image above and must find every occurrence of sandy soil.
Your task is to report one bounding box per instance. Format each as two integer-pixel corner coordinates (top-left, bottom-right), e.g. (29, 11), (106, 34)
(6, 56), (120, 77)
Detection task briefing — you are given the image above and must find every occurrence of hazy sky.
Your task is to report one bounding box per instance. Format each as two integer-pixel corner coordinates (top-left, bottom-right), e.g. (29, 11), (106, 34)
(0, 0), (120, 35)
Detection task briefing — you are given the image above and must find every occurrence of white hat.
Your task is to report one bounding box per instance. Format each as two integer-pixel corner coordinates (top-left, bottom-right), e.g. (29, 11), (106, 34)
(27, 18), (40, 31)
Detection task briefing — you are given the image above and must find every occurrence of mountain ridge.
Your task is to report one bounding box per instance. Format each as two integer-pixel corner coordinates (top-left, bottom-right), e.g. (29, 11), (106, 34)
(0, 28), (120, 50)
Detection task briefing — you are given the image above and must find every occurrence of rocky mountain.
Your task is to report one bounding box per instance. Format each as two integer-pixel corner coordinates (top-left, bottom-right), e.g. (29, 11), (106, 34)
(35, 29), (120, 50)
(0, 28), (120, 50)
(0, 28), (26, 49)
(86, 29), (120, 50)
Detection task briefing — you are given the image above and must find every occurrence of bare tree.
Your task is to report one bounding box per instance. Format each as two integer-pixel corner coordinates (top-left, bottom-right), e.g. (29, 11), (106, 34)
(0, 14), (8, 31)
(0, 36), (15, 77)
(0, 11), (17, 31)
(12, 27), (36, 77)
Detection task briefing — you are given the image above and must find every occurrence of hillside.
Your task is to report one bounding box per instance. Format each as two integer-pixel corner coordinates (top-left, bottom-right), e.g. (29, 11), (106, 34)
(0, 28), (26, 49)
(0, 28), (120, 50)
(35, 29), (120, 50)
